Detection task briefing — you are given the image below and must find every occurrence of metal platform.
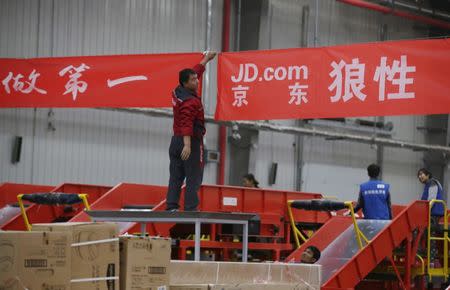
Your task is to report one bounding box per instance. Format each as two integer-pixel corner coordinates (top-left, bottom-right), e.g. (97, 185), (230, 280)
(86, 210), (256, 262)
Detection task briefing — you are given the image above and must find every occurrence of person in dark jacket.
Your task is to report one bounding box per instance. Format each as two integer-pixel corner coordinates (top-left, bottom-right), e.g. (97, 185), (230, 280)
(354, 164), (392, 220)
(418, 168), (445, 265)
(166, 52), (216, 211)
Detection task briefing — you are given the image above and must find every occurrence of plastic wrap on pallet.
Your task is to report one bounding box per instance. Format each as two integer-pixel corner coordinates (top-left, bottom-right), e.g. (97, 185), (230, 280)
(0, 205), (21, 227)
(290, 200), (347, 211)
(116, 222), (136, 234)
(318, 219), (390, 284)
(170, 261), (321, 290)
(171, 283), (314, 289)
(22, 193), (82, 205)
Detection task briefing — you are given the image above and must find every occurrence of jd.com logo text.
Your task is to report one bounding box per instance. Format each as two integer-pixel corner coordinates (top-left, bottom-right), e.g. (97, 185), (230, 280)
(230, 63), (308, 83)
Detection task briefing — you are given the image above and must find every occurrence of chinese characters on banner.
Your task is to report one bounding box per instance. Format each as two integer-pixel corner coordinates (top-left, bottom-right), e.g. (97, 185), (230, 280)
(1, 39), (449, 120)
(216, 38), (450, 120)
(0, 53), (203, 107)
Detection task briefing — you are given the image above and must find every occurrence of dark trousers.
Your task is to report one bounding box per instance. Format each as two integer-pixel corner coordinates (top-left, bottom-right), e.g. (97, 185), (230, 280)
(166, 136), (204, 211)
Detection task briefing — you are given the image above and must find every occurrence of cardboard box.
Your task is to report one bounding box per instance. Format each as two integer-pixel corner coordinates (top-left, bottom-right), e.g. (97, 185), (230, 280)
(120, 235), (171, 290)
(170, 286), (209, 290)
(170, 261), (321, 290)
(0, 230), (71, 290)
(32, 222), (119, 290)
(170, 283), (311, 290)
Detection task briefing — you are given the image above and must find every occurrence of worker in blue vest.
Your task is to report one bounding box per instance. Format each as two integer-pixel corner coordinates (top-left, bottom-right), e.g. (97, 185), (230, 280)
(418, 168), (445, 217)
(353, 164), (392, 220)
(417, 168), (445, 266)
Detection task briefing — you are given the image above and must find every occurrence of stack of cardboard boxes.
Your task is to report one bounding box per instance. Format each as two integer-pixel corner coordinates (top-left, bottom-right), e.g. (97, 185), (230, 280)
(0, 222), (320, 290)
(0, 222), (172, 290)
(0, 230), (72, 290)
(32, 222), (120, 290)
(0, 222), (121, 290)
(169, 261), (321, 290)
(120, 235), (171, 290)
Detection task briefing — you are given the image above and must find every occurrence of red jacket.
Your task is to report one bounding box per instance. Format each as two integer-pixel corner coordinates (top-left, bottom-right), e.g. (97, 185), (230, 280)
(172, 64), (206, 139)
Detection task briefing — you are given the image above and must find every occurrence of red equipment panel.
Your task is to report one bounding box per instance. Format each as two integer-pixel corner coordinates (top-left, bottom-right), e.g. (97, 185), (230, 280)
(1, 183), (111, 231)
(70, 183), (169, 235)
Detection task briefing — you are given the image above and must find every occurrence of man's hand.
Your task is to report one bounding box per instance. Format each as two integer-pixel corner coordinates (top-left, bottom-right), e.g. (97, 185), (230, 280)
(181, 135), (192, 160)
(205, 51), (217, 61)
(181, 144), (191, 160)
(200, 51), (217, 66)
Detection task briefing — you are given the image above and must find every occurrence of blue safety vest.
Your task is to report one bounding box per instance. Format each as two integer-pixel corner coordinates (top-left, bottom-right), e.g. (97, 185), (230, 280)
(360, 179), (391, 220)
(421, 178), (445, 217)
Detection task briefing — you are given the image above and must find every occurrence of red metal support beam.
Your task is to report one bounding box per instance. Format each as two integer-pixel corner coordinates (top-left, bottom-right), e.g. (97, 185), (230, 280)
(218, 0), (231, 185)
(337, 0), (450, 31)
(388, 255), (406, 290)
(404, 235), (412, 290)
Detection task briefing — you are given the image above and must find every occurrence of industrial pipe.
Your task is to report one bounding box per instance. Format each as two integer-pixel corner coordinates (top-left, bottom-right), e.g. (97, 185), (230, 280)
(103, 107), (450, 155)
(337, 0), (450, 31)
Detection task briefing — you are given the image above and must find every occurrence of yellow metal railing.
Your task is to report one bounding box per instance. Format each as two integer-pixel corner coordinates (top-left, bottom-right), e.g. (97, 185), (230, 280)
(287, 200), (308, 248)
(415, 254), (425, 276)
(344, 201), (370, 249)
(287, 200), (369, 250)
(17, 193), (90, 231)
(427, 199), (449, 280)
(17, 194), (31, 231)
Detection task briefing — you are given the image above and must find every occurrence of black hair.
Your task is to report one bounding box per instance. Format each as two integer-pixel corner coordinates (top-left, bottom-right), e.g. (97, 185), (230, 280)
(367, 164), (381, 178)
(306, 246), (321, 262)
(179, 68), (197, 86)
(243, 173), (259, 188)
(418, 168), (432, 178)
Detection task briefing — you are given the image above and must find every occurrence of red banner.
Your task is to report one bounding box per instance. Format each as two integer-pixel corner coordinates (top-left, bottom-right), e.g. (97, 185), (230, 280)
(0, 53), (203, 107)
(216, 39), (450, 120)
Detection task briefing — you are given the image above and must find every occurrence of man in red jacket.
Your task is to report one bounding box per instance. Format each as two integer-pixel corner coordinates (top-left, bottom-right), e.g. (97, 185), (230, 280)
(166, 52), (216, 211)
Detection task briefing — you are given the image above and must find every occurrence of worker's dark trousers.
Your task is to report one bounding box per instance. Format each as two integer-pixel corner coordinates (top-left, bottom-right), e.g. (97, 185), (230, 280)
(166, 136), (204, 211)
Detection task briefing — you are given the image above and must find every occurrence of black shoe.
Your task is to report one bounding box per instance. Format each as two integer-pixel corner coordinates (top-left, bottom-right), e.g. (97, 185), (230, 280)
(166, 208), (179, 212)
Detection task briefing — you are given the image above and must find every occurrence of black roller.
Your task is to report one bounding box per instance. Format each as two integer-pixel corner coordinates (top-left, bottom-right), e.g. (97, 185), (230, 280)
(21, 193), (83, 205)
(290, 199), (347, 211)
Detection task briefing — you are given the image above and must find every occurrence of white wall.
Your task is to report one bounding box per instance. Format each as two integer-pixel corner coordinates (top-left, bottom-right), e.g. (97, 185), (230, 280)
(383, 116), (427, 204)
(0, 0), (223, 185)
(253, 130), (297, 190)
(249, 0), (430, 204)
(302, 138), (376, 201)
(0, 0), (442, 205)
(0, 108), (219, 186)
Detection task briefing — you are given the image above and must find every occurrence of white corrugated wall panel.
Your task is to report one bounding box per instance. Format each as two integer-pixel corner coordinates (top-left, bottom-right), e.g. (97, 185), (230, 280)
(1, 107), (219, 186)
(383, 115), (427, 204)
(0, 0), (436, 202)
(253, 131), (296, 189)
(251, 0), (429, 202)
(302, 138), (377, 201)
(0, 0), (40, 57)
(0, 109), (35, 182)
(0, 0), (221, 185)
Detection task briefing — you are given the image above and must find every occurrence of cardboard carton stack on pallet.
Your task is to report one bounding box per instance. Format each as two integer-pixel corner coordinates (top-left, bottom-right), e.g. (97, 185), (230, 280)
(0, 222), (321, 290)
